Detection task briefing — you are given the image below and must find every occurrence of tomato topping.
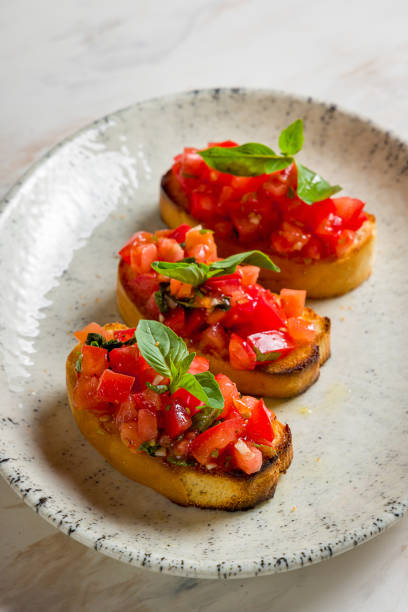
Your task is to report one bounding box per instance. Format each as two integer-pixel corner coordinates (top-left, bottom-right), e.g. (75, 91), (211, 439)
(287, 317), (316, 345)
(188, 355), (210, 375)
(169, 224), (191, 243)
(109, 346), (140, 377)
(229, 333), (257, 370)
(134, 388), (162, 412)
(164, 307), (185, 336)
(171, 388), (203, 415)
(232, 439), (263, 475)
(247, 330), (295, 362)
(74, 322), (107, 344)
(113, 328), (137, 342)
(163, 399), (192, 438)
(280, 288), (306, 318)
(137, 408), (158, 442)
(73, 375), (112, 414)
(334, 229), (356, 258)
(185, 227), (217, 261)
(332, 197), (365, 226)
(97, 369), (135, 403)
(246, 399), (274, 444)
(118, 231), (153, 264)
(185, 309), (207, 337)
(81, 345), (108, 376)
(239, 265), (260, 286)
(130, 243), (158, 274)
(191, 416), (245, 465)
(115, 394), (138, 426)
(128, 273), (159, 302)
(199, 323), (229, 357)
(157, 238), (184, 262)
(215, 373), (240, 419)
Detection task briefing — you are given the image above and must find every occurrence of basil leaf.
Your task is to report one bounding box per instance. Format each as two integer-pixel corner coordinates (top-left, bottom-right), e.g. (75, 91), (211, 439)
(209, 250), (280, 275)
(146, 382), (169, 394)
(135, 320), (189, 378)
(85, 333), (104, 347)
(139, 441), (161, 456)
(198, 143), (293, 177)
(75, 353), (82, 373)
(297, 163), (342, 205)
(278, 119), (304, 156)
(177, 372), (224, 410)
(151, 260), (209, 287)
(191, 406), (222, 433)
(167, 456), (197, 466)
(154, 285), (169, 314)
(102, 339), (123, 352)
(193, 371), (224, 409)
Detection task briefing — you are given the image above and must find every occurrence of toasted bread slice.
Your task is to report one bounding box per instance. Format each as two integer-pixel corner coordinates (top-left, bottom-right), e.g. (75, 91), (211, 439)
(66, 335), (293, 511)
(117, 262), (331, 398)
(160, 170), (376, 298)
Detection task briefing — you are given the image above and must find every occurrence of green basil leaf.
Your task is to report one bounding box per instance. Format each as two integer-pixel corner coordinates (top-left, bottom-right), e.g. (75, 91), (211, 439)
(151, 260), (209, 287)
(138, 441), (161, 456)
(146, 382), (169, 394)
(209, 250), (280, 275)
(177, 370), (224, 410)
(278, 119), (304, 156)
(85, 333), (104, 347)
(154, 285), (169, 314)
(75, 353), (82, 373)
(191, 406), (222, 433)
(167, 456), (197, 466)
(135, 320), (189, 378)
(297, 163), (342, 205)
(198, 143), (293, 177)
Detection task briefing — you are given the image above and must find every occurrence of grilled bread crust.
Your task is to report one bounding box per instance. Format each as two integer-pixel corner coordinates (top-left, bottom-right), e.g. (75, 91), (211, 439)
(160, 170), (376, 298)
(117, 262), (330, 398)
(66, 335), (293, 511)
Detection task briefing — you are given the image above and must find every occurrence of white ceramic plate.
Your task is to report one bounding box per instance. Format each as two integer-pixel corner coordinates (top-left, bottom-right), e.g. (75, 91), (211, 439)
(1, 89), (407, 579)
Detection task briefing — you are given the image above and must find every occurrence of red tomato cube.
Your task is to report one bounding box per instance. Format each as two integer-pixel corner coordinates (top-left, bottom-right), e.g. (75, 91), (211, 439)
(280, 288), (306, 318)
(188, 355), (210, 375)
(130, 243), (158, 274)
(246, 399), (274, 444)
(81, 345), (108, 376)
(74, 322), (107, 344)
(169, 224), (191, 243)
(108, 346), (140, 377)
(232, 439), (263, 474)
(191, 417), (245, 465)
(228, 333), (257, 370)
(163, 399), (192, 438)
(96, 369), (135, 403)
(215, 373), (240, 419)
(287, 317), (317, 345)
(247, 330), (294, 362)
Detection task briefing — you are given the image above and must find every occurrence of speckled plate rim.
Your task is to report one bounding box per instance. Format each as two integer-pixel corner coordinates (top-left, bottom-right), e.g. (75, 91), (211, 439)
(0, 87), (407, 579)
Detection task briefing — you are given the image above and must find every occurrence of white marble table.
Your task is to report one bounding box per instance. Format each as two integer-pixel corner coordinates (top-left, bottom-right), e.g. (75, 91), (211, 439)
(1, 1), (407, 609)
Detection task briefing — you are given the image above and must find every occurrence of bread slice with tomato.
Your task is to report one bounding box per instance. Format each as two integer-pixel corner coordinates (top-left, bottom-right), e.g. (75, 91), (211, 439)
(117, 225), (330, 398)
(67, 321), (293, 511)
(159, 134), (376, 298)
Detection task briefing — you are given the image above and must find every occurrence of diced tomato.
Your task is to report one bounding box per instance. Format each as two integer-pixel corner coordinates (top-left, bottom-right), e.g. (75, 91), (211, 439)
(239, 265), (260, 286)
(113, 328), (137, 342)
(115, 394), (138, 426)
(185, 227), (217, 261)
(137, 408), (158, 442)
(169, 224), (191, 243)
(306, 199), (336, 232)
(164, 307), (185, 336)
(247, 330), (295, 362)
(270, 221), (311, 254)
(301, 236), (323, 260)
(334, 229), (356, 258)
(130, 243), (158, 274)
(215, 373), (240, 419)
(134, 388), (162, 412)
(74, 322), (107, 344)
(157, 238), (185, 262)
(145, 293), (160, 318)
(73, 375), (112, 414)
(246, 399), (274, 444)
(188, 355), (210, 375)
(191, 416), (245, 465)
(119, 231), (153, 264)
(347, 211), (368, 231)
(332, 197), (365, 226)
(185, 309), (208, 337)
(230, 293), (286, 336)
(199, 323), (229, 357)
(119, 421), (142, 451)
(81, 345), (108, 376)
(163, 399), (192, 438)
(207, 140), (238, 148)
(169, 279), (193, 299)
(229, 333), (257, 370)
(204, 273), (241, 294)
(214, 220), (235, 240)
(128, 273), (159, 301)
(190, 191), (217, 223)
(109, 346), (140, 377)
(287, 317), (316, 345)
(171, 388), (203, 416)
(314, 213), (343, 246)
(96, 369), (135, 403)
(232, 439), (263, 475)
(280, 288), (306, 318)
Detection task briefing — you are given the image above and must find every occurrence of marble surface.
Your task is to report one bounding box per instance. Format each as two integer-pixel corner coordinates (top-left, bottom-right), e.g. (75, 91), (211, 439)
(1, 0), (408, 609)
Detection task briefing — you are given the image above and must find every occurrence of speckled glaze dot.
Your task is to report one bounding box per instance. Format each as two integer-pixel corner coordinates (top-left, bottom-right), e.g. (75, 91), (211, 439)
(0, 88), (407, 579)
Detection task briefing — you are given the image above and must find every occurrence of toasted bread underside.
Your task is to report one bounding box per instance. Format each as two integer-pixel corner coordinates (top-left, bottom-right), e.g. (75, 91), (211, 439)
(117, 264), (330, 398)
(66, 345), (293, 510)
(160, 170), (376, 298)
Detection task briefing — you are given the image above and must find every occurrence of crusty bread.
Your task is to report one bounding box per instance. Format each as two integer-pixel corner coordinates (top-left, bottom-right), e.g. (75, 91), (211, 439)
(117, 262), (331, 398)
(160, 170), (376, 298)
(66, 334), (293, 511)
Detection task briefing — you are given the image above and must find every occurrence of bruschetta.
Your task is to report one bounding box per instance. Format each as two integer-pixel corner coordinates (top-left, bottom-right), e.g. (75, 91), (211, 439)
(159, 125), (376, 298)
(117, 225), (330, 397)
(67, 320), (293, 510)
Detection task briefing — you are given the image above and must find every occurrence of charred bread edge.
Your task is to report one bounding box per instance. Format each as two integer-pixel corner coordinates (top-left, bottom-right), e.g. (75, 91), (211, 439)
(66, 343), (293, 510)
(160, 170), (376, 299)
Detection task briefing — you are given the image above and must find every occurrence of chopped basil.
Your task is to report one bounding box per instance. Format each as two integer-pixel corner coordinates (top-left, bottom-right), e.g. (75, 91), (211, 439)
(138, 441), (161, 456)
(154, 284), (169, 314)
(167, 456), (197, 467)
(85, 332), (105, 347)
(146, 382), (169, 394)
(75, 353), (82, 373)
(192, 405), (223, 432)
